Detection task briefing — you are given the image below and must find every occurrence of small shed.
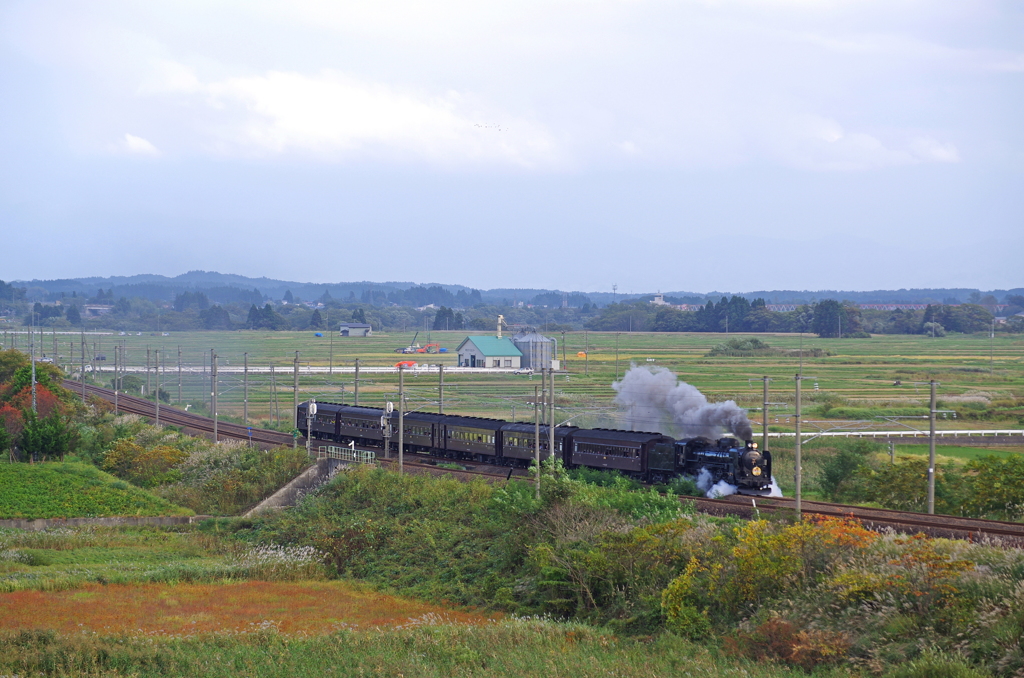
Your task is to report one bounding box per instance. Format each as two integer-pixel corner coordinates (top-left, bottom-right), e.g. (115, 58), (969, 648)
(456, 336), (522, 368)
(339, 323), (373, 337)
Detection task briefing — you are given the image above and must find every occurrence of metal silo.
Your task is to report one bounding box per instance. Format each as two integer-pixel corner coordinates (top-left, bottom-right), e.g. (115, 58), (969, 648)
(512, 331), (554, 370)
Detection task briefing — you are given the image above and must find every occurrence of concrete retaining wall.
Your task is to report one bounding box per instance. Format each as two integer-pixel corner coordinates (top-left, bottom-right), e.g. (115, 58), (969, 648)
(244, 458), (348, 516)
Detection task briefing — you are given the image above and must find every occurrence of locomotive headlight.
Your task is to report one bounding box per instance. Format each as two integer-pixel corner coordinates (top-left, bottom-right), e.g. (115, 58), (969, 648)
(751, 443), (758, 449)
(752, 467), (762, 476)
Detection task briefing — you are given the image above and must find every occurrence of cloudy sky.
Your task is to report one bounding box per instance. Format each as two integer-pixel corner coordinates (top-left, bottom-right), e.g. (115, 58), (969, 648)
(1, 0), (1021, 293)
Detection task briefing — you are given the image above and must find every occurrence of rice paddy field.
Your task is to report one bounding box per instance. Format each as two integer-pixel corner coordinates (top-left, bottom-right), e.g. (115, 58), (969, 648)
(51, 329), (1024, 435)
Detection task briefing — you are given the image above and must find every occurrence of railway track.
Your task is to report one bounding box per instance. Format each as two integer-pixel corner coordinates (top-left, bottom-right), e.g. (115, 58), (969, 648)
(696, 494), (1024, 545)
(66, 381), (297, 448)
(68, 379), (1024, 544)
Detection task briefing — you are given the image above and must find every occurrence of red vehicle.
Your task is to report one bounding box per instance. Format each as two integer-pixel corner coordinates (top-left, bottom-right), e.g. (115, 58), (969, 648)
(395, 360), (417, 368)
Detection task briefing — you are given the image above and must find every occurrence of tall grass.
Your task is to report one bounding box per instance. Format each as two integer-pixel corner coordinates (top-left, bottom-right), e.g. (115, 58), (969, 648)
(0, 620), (845, 678)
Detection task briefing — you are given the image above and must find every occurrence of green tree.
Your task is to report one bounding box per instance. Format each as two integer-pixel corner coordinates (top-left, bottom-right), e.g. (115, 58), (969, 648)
(0, 424), (11, 462)
(19, 412), (74, 461)
(810, 300), (862, 338)
(0, 349), (30, 384)
(309, 309), (324, 329)
(199, 305), (232, 330)
(65, 305), (82, 325)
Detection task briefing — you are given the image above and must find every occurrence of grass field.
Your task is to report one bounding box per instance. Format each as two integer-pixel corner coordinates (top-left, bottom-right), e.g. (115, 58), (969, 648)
(0, 621), (840, 678)
(888, 443), (1024, 462)
(0, 463), (192, 520)
(0, 525), (326, 593)
(52, 329), (1024, 434)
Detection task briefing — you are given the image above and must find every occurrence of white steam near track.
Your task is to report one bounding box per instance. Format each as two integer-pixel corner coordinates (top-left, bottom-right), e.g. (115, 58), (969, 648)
(696, 468), (784, 499)
(612, 365), (754, 440)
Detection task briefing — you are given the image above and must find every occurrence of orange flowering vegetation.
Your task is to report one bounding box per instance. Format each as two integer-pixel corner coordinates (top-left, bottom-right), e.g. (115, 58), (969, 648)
(724, 617), (851, 672)
(726, 515), (878, 608)
(663, 515), (882, 641)
(885, 534), (975, 614)
(0, 581), (499, 636)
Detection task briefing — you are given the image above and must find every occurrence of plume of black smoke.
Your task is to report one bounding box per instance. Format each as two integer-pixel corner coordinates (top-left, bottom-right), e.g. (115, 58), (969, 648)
(612, 365), (753, 440)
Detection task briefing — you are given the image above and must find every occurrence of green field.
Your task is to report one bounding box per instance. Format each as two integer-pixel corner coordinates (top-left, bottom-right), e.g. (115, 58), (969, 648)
(0, 463), (192, 520)
(54, 329), (1024, 434)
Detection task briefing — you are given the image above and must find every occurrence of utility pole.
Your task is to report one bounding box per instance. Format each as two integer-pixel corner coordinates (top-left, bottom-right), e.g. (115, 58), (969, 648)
(584, 330), (589, 375)
(243, 352), (249, 425)
(795, 373), (802, 519)
(534, 384), (540, 499)
(211, 350), (218, 442)
(398, 365), (405, 474)
(306, 399), (316, 458)
(762, 376), (769, 452)
(354, 358), (360, 406)
(80, 330), (86, 403)
(329, 313), (334, 375)
(928, 380), (937, 515)
(270, 365), (276, 425)
(30, 317), (36, 414)
(792, 373), (817, 518)
(548, 368), (555, 463)
(114, 345), (119, 414)
(154, 349), (160, 426)
(177, 346), (182, 405)
(293, 351), (299, 448)
(202, 352), (207, 408)
(987, 321), (995, 374)
(614, 333), (620, 381)
(438, 364), (444, 414)
(146, 347), (151, 398)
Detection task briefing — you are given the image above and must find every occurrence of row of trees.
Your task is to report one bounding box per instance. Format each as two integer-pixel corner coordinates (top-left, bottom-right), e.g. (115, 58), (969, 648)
(583, 297), (1009, 337)
(4, 278), (1018, 336)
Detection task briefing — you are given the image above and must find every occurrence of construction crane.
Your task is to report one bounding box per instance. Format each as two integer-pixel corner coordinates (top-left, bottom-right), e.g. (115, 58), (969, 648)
(395, 331), (421, 354)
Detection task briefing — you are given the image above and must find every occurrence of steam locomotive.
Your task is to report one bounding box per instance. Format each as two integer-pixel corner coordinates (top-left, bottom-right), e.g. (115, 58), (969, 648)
(298, 401), (773, 494)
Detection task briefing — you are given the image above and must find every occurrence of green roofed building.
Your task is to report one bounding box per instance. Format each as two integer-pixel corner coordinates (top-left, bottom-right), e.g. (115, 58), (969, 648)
(456, 336), (523, 368)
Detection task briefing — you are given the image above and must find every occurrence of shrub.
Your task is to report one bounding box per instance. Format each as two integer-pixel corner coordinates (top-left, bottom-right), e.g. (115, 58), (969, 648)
(661, 557), (711, 639)
(725, 617), (851, 671)
(882, 651), (989, 678)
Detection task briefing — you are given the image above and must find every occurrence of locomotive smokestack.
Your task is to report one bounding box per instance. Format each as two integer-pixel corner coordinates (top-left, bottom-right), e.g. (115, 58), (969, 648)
(612, 364), (754, 440)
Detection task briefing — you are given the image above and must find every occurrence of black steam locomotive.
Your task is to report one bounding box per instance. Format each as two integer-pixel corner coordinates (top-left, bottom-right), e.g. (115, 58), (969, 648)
(298, 401), (773, 494)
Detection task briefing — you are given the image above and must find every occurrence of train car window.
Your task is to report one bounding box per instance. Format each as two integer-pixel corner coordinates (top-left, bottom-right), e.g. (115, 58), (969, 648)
(574, 442), (639, 458)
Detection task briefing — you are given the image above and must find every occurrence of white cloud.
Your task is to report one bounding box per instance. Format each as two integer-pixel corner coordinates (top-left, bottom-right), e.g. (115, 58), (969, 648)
(122, 133), (160, 156)
(137, 63), (558, 167)
(909, 137), (960, 163)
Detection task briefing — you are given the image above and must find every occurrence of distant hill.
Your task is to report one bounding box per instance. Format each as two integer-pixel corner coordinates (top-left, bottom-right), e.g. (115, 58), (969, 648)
(10, 271), (1022, 307)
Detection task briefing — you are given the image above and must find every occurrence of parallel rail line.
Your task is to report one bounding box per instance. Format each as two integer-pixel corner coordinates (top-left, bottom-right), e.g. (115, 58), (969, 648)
(66, 381), (296, 448)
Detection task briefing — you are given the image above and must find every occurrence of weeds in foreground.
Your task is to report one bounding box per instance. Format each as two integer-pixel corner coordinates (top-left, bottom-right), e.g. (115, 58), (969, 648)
(0, 620), (849, 678)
